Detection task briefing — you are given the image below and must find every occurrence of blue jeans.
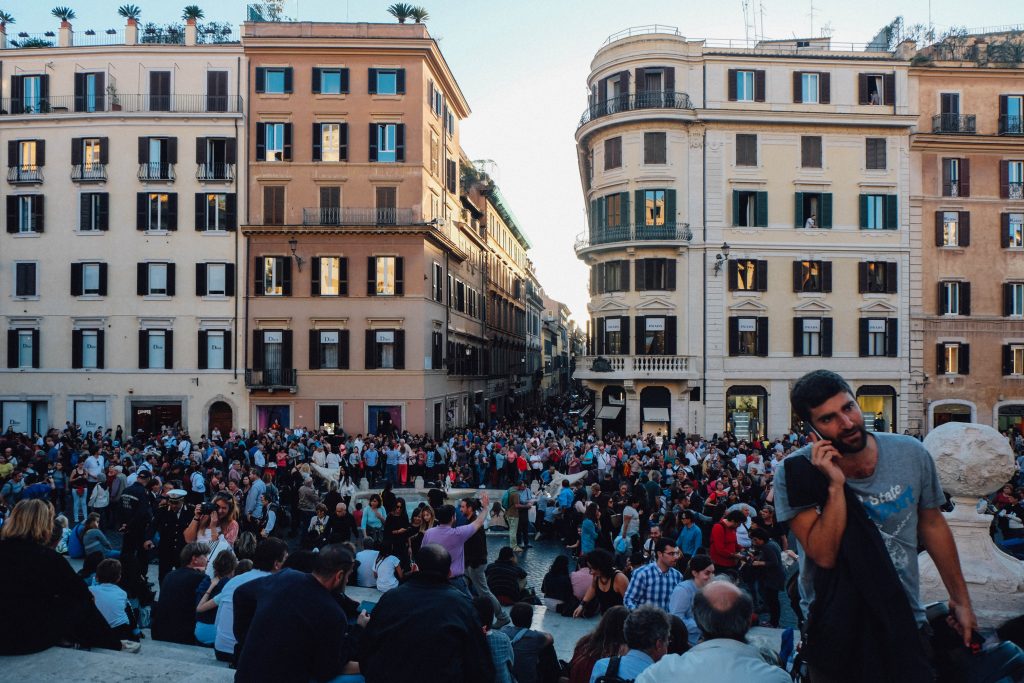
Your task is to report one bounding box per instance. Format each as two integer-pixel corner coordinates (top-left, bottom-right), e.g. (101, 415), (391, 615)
(72, 488), (88, 523)
(385, 463), (398, 485)
(449, 575), (472, 598)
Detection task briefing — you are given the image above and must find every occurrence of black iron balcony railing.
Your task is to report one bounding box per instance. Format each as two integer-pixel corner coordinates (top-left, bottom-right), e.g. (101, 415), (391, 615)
(245, 368), (297, 389)
(196, 163), (235, 181)
(1009, 182), (1024, 201)
(71, 164), (107, 182)
(0, 94), (243, 116)
(7, 167), (43, 184)
(578, 91), (693, 128)
(575, 222), (693, 250)
(302, 207), (418, 226)
(999, 115), (1024, 135)
(932, 114), (977, 134)
(138, 163), (175, 181)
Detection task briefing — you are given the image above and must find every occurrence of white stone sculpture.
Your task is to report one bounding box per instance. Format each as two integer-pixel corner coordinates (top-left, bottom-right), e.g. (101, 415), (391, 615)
(919, 422), (1024, 629)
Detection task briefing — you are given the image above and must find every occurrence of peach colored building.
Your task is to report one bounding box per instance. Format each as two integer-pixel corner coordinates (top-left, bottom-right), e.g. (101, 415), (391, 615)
(241, 21), (488, 436)
(910, 38), (1024, 434)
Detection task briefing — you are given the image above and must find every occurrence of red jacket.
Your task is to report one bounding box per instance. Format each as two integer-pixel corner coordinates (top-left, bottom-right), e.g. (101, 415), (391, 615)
(709, 521), (737, 567)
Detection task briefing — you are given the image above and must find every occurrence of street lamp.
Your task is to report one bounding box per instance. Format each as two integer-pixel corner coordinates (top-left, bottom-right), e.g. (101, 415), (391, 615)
(713, 242), (731, 275)
(288, 238), (304, 271)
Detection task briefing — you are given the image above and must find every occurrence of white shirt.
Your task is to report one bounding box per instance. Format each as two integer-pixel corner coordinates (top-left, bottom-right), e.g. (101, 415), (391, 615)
(213, 569), (270, 654)
(190, 470), (206, 494)
(355, 549), (379, 588)
(84, 455), (104, 481)
(375, 554), (401, 592)
(326, 452), (341, 468)
(635, 640), (789, 683)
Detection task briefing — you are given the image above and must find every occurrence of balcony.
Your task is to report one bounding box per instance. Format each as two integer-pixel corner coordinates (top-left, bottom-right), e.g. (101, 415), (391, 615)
(138, 163), (175, 182)
(0, 94), (243, 116)
(1000, 115), (1024, 136)
(573, 354), (698, 382)
(575, 222), (692, 253)
(302, 207), (418, 226)
(71, 164), (107, 182)
(245, 369), (297, 391)
(196, 163), (235, 182)
(1010, 183), (1024, 201)
(7, 167), (43, 184)
(932, 114), (976, 134)
(578, 91), (693, 129)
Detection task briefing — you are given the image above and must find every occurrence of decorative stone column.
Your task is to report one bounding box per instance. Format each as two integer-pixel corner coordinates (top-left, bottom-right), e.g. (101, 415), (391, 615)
(919, 422), (1024, 629)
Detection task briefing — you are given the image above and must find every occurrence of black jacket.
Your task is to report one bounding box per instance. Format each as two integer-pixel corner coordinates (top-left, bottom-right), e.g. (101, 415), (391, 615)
(152, 567), (206, 644)
(359, 574), (494, 683)
(785, 455), (932, 682)
(147, 505), (194, 560)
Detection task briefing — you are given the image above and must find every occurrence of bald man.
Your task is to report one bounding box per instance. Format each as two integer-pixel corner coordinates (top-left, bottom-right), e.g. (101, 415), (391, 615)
(634, 581), (788, 683)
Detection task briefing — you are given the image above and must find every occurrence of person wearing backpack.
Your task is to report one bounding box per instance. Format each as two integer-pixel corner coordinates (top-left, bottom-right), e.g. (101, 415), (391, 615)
(589, 605), (670, 683)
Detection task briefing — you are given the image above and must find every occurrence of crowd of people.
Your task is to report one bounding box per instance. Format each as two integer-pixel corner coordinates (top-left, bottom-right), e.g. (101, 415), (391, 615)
(1, 379), (1023, 682)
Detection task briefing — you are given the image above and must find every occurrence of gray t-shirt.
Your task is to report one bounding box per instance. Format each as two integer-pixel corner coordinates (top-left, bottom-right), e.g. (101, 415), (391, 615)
(773, 432), (945, 624)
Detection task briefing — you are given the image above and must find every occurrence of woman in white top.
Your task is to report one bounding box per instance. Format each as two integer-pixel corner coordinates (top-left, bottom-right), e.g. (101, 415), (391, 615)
(326, 447), (341, 469)
(339, 474), (358, 499)
(312, 446), (327, 468)
(374, 544), (403, 592)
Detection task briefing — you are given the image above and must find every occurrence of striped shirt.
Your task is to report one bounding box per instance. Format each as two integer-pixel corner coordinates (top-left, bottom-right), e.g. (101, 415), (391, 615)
(623, 562), (683, 611)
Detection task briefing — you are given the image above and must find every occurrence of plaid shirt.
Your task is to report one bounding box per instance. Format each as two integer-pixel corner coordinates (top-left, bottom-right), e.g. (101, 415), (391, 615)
(486, 630), (516, 683)
(623, 562), (683, 611)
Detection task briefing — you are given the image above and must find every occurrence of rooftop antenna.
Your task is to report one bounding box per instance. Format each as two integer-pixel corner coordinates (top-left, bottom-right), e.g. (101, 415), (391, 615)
(741, 0), (755, 45)
(758, 0), (766, 41)
(808, 0), (817, 38)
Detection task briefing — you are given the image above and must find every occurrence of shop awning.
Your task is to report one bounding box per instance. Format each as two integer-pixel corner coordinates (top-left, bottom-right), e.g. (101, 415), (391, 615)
(597, 405), (623, 419)
(642, 407), (670, 422)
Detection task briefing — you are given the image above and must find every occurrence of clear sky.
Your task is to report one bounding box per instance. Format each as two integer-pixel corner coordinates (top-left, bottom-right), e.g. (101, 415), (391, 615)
(9, 0), (1019, 322)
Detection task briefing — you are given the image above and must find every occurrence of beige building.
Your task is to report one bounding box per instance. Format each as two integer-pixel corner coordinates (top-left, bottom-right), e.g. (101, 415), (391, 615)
(241, 21), (486, 436)
(575, 28), (917, 438)
(0, 19), (245, 435)
(909, 36), (1024, 434)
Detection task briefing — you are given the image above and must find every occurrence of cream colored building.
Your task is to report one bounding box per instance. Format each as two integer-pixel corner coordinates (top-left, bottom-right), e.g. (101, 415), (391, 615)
(575, 28), (918, 438)
(0, 21), (245, 435)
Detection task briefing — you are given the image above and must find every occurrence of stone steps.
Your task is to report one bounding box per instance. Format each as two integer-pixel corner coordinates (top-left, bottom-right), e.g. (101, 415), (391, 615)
(2, 643), (233, 682)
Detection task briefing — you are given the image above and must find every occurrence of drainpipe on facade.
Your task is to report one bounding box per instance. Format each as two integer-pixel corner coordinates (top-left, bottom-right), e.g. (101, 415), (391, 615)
(233, 54), (242, 382)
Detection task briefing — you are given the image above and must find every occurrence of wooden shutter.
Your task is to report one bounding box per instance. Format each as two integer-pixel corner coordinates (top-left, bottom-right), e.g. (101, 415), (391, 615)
(312, 123), (322, 161)
(310, 257), (321, 296)
(822, 261), (832, 292)
(792, 317), (804, 357)
(620, 259), (630, 291)
(728, 259), (739, 290)
(6, 330), (18, 368)
(859, 194), (868, 229)
(165, 263), (176, 296)
(196, 137), (207, 164)
(595, 318), (605, 355)
(340, 68), (349, 93)
(960, 158), (970, 197)
(367, 257), (377, 295)
(755, 192), (768, 227)
(756, 317), (769, 356)
(821, 318), (833, 357)
(72, 329), (83, 369)
(883, 74), (895, 106)
(138, 329), (149, 369)
(395, 257), (404, 295)
(820, 194), (833, 228)
(394, 330), (405, 369)
(252, 331), (264, 370)
(728, 317), (739, 356)
(195, 263), (208, 296)
(282, 68), (293, 93)
(138, 136), (149, 164)
(886, 262), (898, 293)
(635, 259), (647, 291)
(195, 192), (206, 230)
(935, 211), (945, 246)
(395, 124), (405, 162)
(857, 262), (868, 293)
(819, 73), (831, 104)
(1004, 283), (1014, 317)
(1005, 345), (1015, 376)
(71, 263), (83, 296)
(282, 124), (292, 161)
(858, 319), (869, 356)
(253, 257), (265, 296)
(166, 137), (177, 164)
(1000, 161), (1010, 198)
(960, 212), (970, 246)
(97, 193), (109, 231)
(886, 195), (898, 230)
(960, 344), (970, 375)
(368, 68), (378, 94)
(1002, 214), (1012, 248)
(960, 282), (971, 316)
(280, 257), (292, 296)
(279, 330), (293, 371)
(311, 67), (322, 94)
(225, 193), (236, 230)
(164, 330), (174, 369)
(794, 192), (804, 228)
(938, 282), (947, 315)
(792, 261), (803, 292)
(732, 191), (740, 227)
(255, 67), (266, 93)
(339, 258), (348, 296)
(255, 123), (266, 160)
(98, 263), (108, 296)
(792, 71), (802, 103)
(339, 123), (348, 161)
(666, 259), (676, 290)
(396, 69), (406, 94)
(137, 262), (148, 296)
(858, 73), (869, 104)
(756, 260), (768, 291)
(309, 329), (321, 369)
(71, 138), (83, 166)
(665, 316), (677, 355)
(620, 316), (630, 355)
(165, 193), (177, 230)
(634, 317), (645, 356)
(886, 318), (898, 357)
(368, 123), (378, 161)
(32, 196), (44, 233)
(339, 330), (350, 369)
(224, 264), (235, 297)
(727, 69), (737, 101)
(197, 330), (208, 370)
(754, 70), (766, 102)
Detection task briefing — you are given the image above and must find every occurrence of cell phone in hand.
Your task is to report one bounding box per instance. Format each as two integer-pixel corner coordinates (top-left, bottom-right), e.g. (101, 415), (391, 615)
(357, 600), (377, 614)
(808, 425), (827, 442)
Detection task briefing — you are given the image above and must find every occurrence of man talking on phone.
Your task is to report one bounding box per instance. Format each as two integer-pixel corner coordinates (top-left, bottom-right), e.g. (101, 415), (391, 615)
(774, 370), (976, 682)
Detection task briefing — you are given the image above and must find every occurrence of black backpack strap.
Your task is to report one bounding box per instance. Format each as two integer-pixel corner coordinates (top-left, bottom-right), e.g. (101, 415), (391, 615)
(606, 656), (621, 680)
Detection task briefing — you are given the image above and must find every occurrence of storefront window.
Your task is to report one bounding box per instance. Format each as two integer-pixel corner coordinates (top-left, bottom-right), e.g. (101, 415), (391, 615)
(856, 386), (896, 433)
(932, 403), (971, 429)
(997, 405), (1024, 437)
(726, 387), (766, 440)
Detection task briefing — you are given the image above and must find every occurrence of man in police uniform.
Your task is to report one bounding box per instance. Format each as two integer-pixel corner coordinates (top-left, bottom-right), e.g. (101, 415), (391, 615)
(146, 489), (195, 584)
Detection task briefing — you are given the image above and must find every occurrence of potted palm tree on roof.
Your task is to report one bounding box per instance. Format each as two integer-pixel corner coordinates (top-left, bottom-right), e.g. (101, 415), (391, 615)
(387, 3), (414, 23)
(51, 6), (76, 27)
(118, 4), (141, 25)
(182, 5), (204, 24)
(0, 10), (15, 30)
(410, 6), (429, 23)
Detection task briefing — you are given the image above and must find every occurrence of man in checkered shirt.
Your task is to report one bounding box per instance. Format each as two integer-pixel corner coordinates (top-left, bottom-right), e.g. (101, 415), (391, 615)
(623, 537), (684, 611)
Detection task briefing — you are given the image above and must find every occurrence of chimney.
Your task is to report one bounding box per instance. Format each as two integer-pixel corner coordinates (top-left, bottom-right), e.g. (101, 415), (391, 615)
(125, 18), (138, 46)
(185, 18), (197, 46)
(59, 20), (73, 47)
